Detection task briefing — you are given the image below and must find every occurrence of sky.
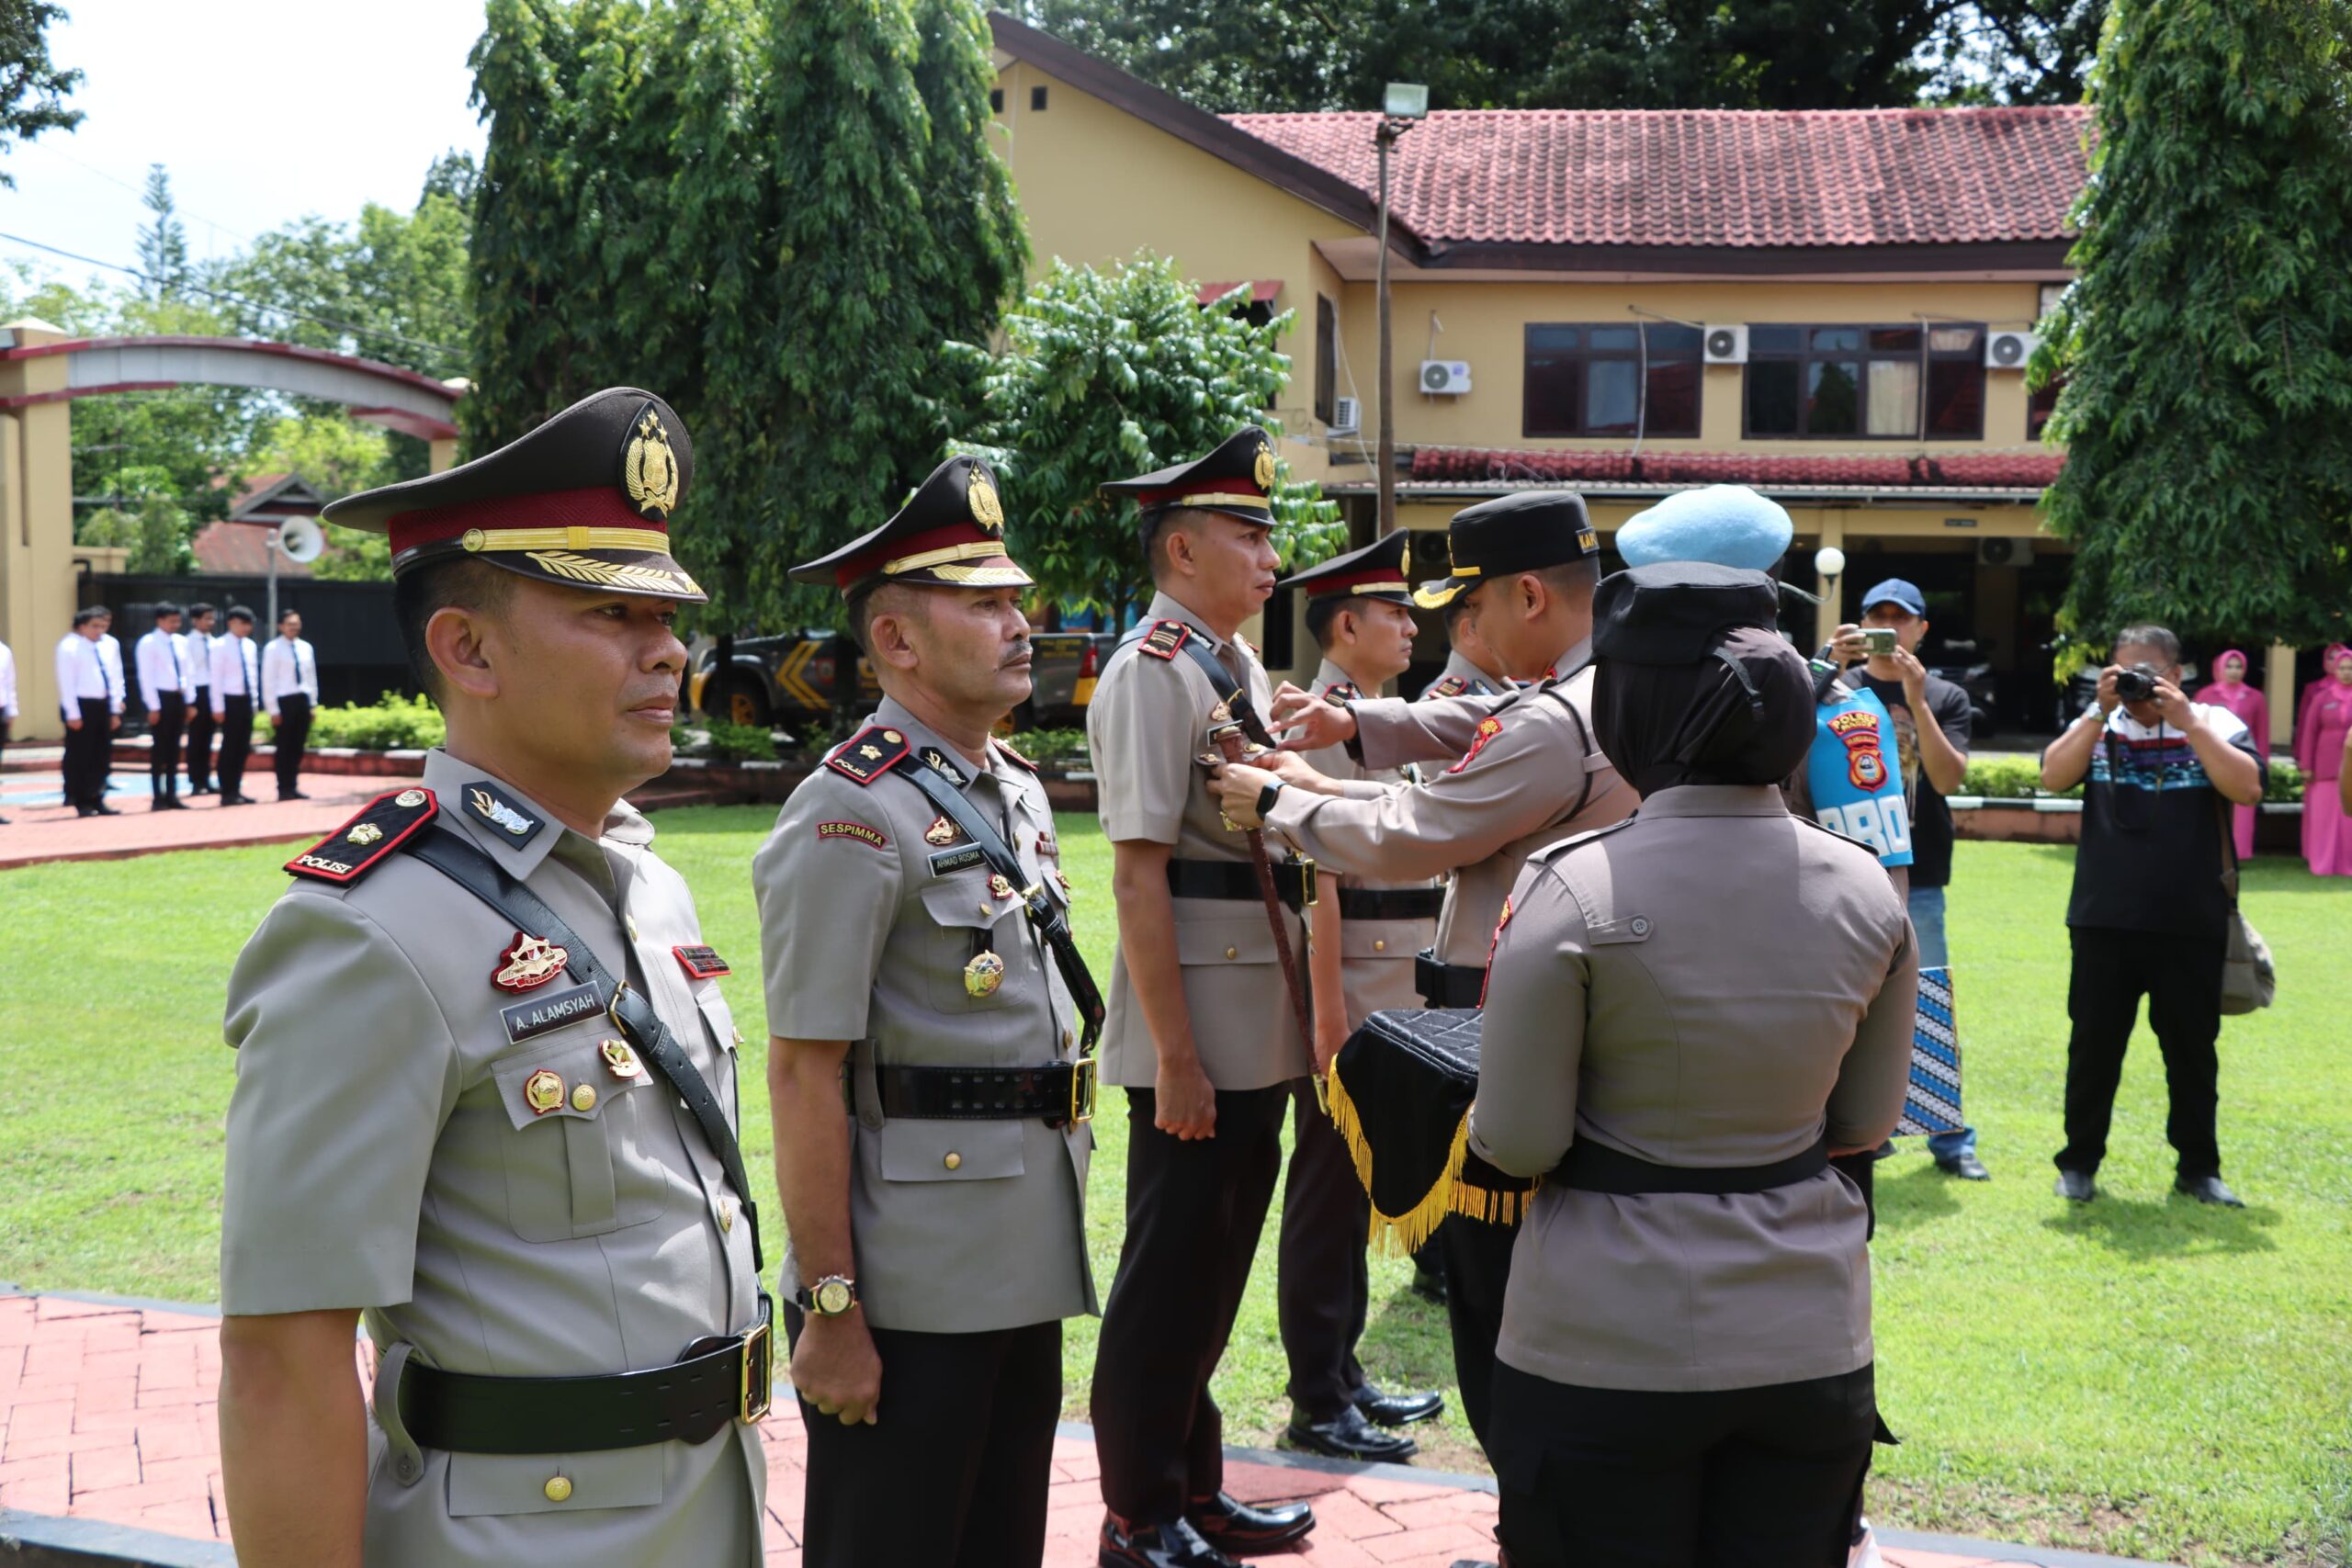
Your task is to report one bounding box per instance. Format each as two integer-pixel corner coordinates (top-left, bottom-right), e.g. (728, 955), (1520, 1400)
(2, 0), (490, 291)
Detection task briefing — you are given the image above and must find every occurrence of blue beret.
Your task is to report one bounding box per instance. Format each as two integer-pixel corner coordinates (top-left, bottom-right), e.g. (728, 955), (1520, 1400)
(1615, 486), (1792, 571)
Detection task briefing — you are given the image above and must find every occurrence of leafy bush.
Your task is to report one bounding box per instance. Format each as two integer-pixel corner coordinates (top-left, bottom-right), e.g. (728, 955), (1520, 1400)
(1958, 756), (2057, 799)
(2264, 761), (2304, 804)
(1010, 728), (1090, 770)
(262, 693), (444, 750)
(699, 720), (779, 762)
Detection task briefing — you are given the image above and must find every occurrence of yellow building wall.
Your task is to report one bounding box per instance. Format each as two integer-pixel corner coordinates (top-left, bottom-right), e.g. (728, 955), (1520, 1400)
(0, 322), (79, 741)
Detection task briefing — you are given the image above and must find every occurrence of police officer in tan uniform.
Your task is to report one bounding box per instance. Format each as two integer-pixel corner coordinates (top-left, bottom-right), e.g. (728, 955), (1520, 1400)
(1270, 530), (1445, 1462)
(219, 389), (768, 1568)
(1089, 428), (1319, 1568)
(1473, 562), (1917, 1564)
(1212, 489), (1633, 1459)
(1417, 586), (1509, 702)
(756, 456), (1098, 1567)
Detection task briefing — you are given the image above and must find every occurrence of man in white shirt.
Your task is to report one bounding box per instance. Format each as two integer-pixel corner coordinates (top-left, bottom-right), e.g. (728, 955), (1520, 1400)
(0, 635), (17, 825)
(210, 605), (263, 806)
(96, 613), (127, 804)
(183, 602), (218, 796)
(54, 606), (122, 817)
(135, 603), (196, 811)
(260, 607), (319, 801)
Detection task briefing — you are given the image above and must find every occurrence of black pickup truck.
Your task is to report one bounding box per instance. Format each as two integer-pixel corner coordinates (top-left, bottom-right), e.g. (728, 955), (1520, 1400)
(690, 628), (1113, 729)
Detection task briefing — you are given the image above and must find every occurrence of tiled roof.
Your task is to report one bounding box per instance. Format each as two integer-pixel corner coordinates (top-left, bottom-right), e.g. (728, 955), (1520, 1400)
(1409, 446), (2065, 491)
(191, 520), (314, 576)
(1227, 108), (2089, 251)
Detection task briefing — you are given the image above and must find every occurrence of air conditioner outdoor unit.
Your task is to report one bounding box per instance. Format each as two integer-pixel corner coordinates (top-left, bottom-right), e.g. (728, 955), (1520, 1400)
(1702, 324), (1748, 365)
(1329, 396), (1361, 434)
(1978, 536), (2034, 567)
(1419, 360), (1473, 395)
(1985, 330), (2039, 369)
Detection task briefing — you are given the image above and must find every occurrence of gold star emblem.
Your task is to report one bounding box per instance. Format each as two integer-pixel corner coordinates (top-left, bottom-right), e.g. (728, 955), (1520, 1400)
(346, 822), (385, 847)
(860, 744), (882, 760)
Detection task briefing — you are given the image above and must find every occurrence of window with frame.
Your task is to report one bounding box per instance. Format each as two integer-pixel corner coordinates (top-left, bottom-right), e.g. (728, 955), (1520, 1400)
(1523, 323), (1702, 438)
(1744, 324), (1985, 440)
(1315, 296), (1338, 427)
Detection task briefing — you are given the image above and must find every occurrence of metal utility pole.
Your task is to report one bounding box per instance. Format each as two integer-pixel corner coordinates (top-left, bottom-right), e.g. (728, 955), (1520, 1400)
(1374, 84), (1426, 538)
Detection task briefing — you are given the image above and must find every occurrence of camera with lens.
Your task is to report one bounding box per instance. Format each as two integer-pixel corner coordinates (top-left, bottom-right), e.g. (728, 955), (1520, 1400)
(2113, 662), (2164, 703)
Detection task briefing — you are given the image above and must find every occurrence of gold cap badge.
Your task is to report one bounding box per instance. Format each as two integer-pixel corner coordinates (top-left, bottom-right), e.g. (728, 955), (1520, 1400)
(1254, 446), (1277, 491)
(968, 474), (1004, 534)
(622, 409), (682, 519)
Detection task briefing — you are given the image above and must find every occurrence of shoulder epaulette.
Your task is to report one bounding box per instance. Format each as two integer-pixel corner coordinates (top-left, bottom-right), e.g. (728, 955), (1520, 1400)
(991, 735), (1038, 773)
(1532, 814), (1639, 864)
(1794, 812), (1877, 855)
(825, 724), (912, 785)
(1239, 636), (1260, 658)
(1423, 674), (1467, 699)
(1323, 682), (1361, 704)
(286, 786), (438, 885)
(1137, 620), (1192, 661)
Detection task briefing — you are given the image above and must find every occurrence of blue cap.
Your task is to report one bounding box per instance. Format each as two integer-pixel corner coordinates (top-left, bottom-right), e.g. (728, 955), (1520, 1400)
(1615, 486), (1793, 571)
(1860, 579), (1927, 617)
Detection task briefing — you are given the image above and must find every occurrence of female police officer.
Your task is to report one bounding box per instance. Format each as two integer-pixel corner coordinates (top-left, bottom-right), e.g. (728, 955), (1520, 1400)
(1466, 562), (1918, 1566)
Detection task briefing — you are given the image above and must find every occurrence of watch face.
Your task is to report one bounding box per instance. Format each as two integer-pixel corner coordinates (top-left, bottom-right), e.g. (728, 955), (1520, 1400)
(815, 1279), (853, 1316)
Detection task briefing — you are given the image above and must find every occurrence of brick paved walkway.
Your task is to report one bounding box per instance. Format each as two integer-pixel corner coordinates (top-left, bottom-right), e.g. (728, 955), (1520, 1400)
(0, 768), (390, 871)
(0, 1291), (2164, 1567)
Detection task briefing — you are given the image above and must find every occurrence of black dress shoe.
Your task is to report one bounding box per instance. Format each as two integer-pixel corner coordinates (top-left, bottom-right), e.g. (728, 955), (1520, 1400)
(1937, 1152), (1992, 1180)
(2055, 1169), (2097, 1202)
(187, 784), (214, 795)
(220, 792), (253, 806)
(1187, 1492), (1316, 1552)
(1354, 1382), (1445, 1427)
(2175, 1175), (2245, 1208)
(1286, 1403), (1418, 1461)
(92, 803), (119, 816)
(281, 789), (311, 801)
(1100, 1515), (1242, 1568)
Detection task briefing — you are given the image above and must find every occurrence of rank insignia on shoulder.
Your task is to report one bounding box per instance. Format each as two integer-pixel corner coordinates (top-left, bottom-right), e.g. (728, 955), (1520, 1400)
(673, 944), (729, 980)
(1446, 714), (1508, 774)
(826, 725), (910, 784)
(1323, 683), (1360, 705)
(463, 782), (544, 846)
(1138, 620), (1192, 660)
(991, 735), (1038, 773)
(818, 819), (889, 850)
(493, 931), (571, 993)
(1427, 674), (1468, 698)
(285, 787), (438, 885)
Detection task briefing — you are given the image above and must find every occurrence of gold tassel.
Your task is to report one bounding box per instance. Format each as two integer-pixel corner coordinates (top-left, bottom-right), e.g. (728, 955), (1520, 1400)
(1324, 1069), (1476, 1257)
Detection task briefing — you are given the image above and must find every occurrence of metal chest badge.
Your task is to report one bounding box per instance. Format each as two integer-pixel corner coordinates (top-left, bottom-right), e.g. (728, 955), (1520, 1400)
(963, 951), (1006, 998)
(492, 931), (571, 992)
(924, 816), (958, 846)
(600, 1039), (646, 1080)
(524, 1068), (565, 1116)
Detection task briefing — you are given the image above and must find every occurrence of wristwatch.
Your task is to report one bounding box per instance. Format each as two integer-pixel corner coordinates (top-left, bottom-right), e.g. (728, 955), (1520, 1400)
(794, 1274), (858, 1317)
(1255, 780), (1283, 819)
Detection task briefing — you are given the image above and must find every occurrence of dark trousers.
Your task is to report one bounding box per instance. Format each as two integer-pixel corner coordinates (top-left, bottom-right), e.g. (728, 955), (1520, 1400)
(184, 693), (213, 790)
(1440, 1214), (1519, 1453)
(272, 694), (311, 796)
(2057, 925), (2226, 1180)
(217, 695), (254, 799)
(1489, 1360), (1878, 1568)
(147, 692), (184, 798)
(1278, 1080), (1369, 1420)
(784, 1310), (1061, 1568)
(63, 699), (111, 808)
(1092, 1084), (1289, 1524)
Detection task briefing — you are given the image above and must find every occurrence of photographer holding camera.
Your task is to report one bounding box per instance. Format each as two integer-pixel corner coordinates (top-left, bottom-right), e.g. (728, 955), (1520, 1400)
(2041, 626), (2265, 1208)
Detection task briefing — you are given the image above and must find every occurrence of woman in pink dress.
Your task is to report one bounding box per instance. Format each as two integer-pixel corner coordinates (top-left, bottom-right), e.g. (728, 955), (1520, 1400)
(2295, 645), (2352, 875)
(2199, 650), (2269, 859)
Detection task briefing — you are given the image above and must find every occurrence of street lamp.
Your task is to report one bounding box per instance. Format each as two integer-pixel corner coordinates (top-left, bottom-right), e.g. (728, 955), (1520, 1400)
(1374, 82), (1427, 536)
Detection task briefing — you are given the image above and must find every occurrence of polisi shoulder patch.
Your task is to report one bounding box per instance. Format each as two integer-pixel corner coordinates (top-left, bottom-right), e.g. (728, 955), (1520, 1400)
(1425, 674), (1468, 699)
(286, 787), (438, 885)
(826, 724), (911, 785)
(1138, 621), (1192, 661)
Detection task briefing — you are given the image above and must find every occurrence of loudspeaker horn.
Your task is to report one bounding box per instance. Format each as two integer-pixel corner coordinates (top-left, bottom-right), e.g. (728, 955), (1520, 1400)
(277, 515), (326, 564)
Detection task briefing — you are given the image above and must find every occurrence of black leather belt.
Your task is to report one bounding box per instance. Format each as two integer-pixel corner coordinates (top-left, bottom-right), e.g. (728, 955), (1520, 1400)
(1168, 857), (1310, 908)
(1415, 949), (1487, 1008)
(877, 1060), (1097, 1126)
(1555, 1136), (1830, 1196)
(396, 1298), (773, 1453)
(1339, 887), (1443, 921)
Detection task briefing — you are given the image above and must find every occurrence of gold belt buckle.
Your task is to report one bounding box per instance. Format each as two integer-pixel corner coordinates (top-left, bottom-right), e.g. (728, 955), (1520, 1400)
(738, 1319), (773, 1425)
(605, 979), (631, 1032)
(1298, 856), (1319, 908)
(1069, 1057), (1098, 1125)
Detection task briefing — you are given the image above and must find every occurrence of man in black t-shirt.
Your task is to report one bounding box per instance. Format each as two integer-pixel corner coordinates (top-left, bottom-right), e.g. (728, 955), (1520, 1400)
(1838, 580), (1987, 1179)
(2040, 625), (2265, 1208)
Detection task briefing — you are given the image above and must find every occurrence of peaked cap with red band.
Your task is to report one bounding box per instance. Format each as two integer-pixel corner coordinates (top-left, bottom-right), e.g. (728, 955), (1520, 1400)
(790, 455), (1033, 594)
(1100, 425), (1280, 544)
(321, 387), (705, 603)
(1276, 527), (1414, 607)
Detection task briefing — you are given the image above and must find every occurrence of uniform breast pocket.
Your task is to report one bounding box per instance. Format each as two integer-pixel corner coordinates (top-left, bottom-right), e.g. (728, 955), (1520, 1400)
(447, 1448), (664, 1517)
(876, 1117), (1025, 1184)
(492, 1034), (671, 1243)
(916, 873), (1025, 1014)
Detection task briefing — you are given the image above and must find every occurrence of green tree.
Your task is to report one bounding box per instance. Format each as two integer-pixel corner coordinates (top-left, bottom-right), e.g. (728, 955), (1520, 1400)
(469, 0), (1026, 628)
(0, 0), (81, 186)
(1923, 1), (2104, 105)
(2037, 0), (2352, 650)
(77, 493), (196, 575)
(949, 254), (1342, 616)
(213, 191), (472, 381)
(137, 164), (189, 299)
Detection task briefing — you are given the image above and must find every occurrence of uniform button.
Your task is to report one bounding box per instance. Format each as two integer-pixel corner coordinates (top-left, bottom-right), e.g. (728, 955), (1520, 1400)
(1225, 946), (1238, 960)
(944, 1151), (963, 1171)
(1374, 939), (1386, 953)
(571, 1083), (597, 1112)
(544, 1475), (573, 1503)
(1630, 917), (1651, 936)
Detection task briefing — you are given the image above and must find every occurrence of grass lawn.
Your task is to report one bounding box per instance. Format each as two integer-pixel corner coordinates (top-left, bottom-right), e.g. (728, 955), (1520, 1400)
(2, 818), (2346, 1566)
